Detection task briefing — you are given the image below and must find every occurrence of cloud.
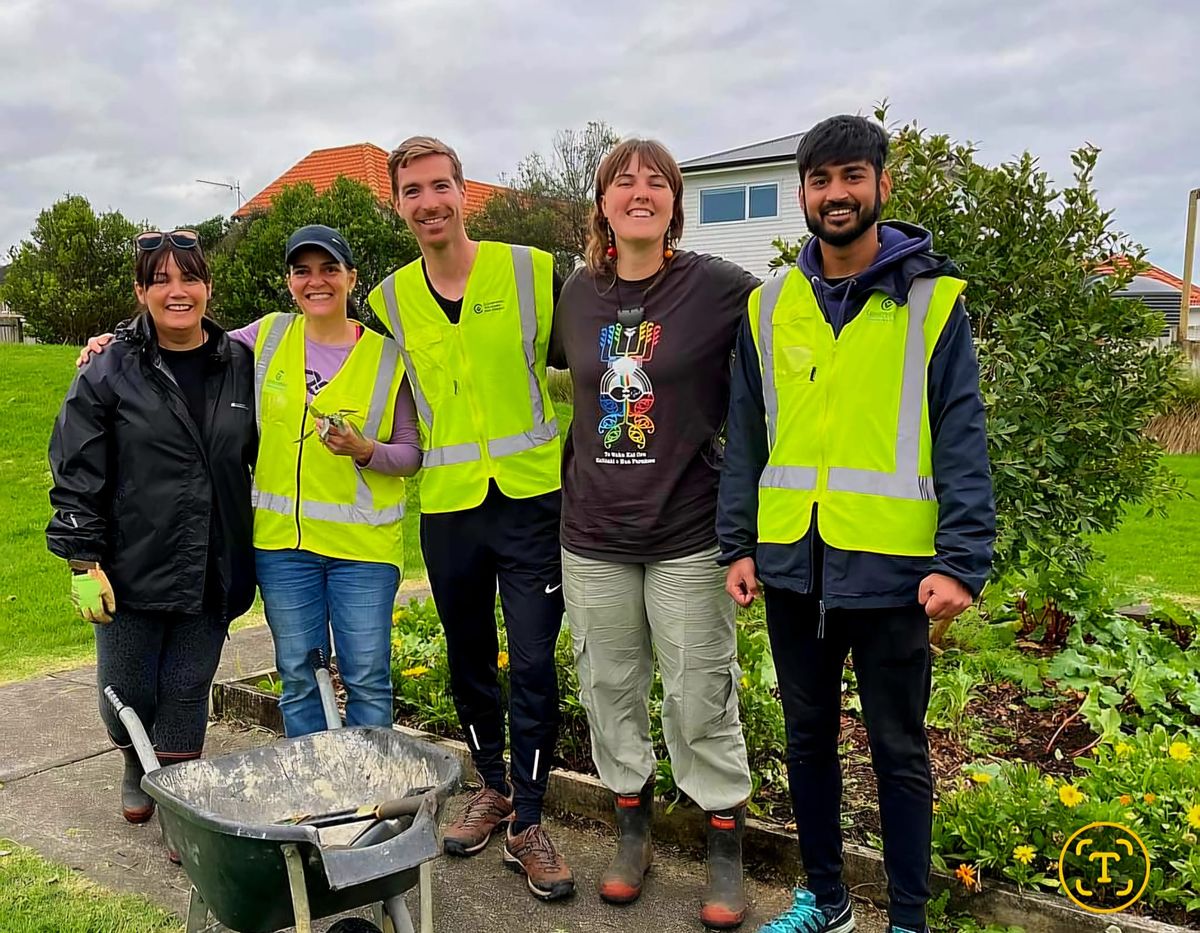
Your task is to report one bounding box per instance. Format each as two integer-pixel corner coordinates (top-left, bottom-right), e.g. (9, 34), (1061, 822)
(1, 0), (1195, 272)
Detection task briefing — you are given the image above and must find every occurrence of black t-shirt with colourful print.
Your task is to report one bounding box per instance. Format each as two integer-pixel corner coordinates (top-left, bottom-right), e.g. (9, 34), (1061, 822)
(552, 251), (760, 562)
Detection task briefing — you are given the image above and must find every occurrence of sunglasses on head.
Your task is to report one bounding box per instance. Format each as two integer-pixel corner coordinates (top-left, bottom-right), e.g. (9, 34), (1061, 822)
(134, 229), (200, 252)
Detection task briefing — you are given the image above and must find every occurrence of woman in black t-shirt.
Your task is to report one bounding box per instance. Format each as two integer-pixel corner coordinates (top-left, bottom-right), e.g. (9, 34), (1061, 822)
(551, 138), (758, 928)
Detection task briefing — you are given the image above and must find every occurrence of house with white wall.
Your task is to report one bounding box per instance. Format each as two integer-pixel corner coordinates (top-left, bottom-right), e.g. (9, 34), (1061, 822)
(678, 133), (804, 276)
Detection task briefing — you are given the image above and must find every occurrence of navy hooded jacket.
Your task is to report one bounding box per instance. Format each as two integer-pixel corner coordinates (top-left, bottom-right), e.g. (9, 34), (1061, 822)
(716, 220), (996, 608)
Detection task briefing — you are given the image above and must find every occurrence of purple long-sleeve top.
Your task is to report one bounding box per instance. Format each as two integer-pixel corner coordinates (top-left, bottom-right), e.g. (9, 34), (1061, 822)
(230, 319), (422, 476)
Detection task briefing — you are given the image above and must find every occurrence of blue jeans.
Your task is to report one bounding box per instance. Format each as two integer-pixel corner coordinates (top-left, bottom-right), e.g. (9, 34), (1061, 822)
(256, 549), (399, 737)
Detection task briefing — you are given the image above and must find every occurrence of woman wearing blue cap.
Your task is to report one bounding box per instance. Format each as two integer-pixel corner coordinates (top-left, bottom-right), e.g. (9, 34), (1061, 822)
(237, 224), (420, 736)
(82, 224), (420, 738)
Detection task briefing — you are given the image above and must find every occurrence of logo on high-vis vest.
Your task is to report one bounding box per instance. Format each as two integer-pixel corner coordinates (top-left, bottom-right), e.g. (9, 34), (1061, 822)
(472, 300), (505, 315)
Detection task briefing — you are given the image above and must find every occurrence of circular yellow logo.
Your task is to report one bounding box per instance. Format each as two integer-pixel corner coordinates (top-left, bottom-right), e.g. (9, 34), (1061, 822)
(1058, 822), (1150, 914)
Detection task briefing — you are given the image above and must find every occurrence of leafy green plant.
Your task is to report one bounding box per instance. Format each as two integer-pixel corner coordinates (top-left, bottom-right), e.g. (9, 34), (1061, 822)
(928, 667), (981, 738)
(255, 674), (284, 696)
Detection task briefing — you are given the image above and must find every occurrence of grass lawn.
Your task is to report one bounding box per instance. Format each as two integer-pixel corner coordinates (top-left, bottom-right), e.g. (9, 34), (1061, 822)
(0, 345), (97, 683)
(1091, 453), (1200, 605)
(0, 839), (180, 932)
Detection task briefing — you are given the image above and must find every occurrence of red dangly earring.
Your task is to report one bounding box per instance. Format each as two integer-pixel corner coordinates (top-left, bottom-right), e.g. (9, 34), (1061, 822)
(663, 234), (674, 260)
(606, 224), (617, 260)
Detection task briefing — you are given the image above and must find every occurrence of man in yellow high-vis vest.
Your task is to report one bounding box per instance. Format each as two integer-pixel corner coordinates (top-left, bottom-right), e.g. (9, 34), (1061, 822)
(365, 136), (574, 902)
(717, 116), (995, 933)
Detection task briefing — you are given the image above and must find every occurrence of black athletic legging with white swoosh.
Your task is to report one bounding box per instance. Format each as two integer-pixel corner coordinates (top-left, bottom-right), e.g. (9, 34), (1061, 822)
(419, 481), (564, 826)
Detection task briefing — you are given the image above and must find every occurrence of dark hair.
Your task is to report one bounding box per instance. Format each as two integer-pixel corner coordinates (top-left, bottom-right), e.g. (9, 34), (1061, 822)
(134, 242), (211, 288)
(795, 115), (889, 183)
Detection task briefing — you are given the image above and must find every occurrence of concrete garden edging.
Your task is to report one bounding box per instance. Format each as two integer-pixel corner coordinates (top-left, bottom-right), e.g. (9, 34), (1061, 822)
(211, 672), (1191, 933)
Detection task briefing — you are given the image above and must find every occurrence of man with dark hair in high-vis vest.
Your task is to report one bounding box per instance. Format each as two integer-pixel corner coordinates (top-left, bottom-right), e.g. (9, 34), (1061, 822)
(717, 115), (995, 933)
(366, 136), (573, 902)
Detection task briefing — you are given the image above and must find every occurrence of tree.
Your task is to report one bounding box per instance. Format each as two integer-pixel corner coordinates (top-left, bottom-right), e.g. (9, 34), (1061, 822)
(208, 177), (419, 329)
(1, 195), (139, 344)
(468, 120), (620, 277)
(184, 215), (231, 253)
(772, 108), (1181, 597)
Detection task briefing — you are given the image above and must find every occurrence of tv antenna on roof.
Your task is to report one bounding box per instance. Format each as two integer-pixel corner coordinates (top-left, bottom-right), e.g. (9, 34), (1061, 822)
(196, 178), (243, 209)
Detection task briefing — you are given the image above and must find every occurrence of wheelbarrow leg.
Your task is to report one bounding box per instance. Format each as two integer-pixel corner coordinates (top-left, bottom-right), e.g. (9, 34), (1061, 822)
(184, 885), (209, 933)
(418, 860), (433, 933)
(383, 894), (415, 933)
(386, 892), (420, 930)
(281, 843), (313, 933)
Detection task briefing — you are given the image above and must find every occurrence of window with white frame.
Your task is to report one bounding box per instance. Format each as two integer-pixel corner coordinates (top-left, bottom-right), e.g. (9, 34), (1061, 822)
(699, 183), (779, 224)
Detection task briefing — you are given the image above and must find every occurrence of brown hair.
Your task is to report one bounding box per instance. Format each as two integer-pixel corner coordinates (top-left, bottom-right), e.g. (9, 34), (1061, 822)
(387, 136), (465, 203)
(134, 242), (211, 288)
(585, 138), (685, 275)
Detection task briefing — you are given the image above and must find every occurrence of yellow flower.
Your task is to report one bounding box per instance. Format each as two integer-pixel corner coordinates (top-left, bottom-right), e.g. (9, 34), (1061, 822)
(970, 772), (992, 785)
(497, 651), (509, 670)
(1188, 804), (1200, 830)
(1044, 775), (1056, 788)
(740, 675), (750, 689)
(1013, 845), (1035, 865)
(955, 863), (979, 891)
(1058, 784), (1085, 808)
(1144, 792), (1157, 805)
(401, 665), (430, 678)
(1168, 742), (1193, 762)
(1114, 742), (1133, 757)
(1119, 794), (1133, 806)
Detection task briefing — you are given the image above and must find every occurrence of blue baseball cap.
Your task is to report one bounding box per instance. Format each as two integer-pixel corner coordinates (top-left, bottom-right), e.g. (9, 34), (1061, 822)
(285, 224), (355, 268)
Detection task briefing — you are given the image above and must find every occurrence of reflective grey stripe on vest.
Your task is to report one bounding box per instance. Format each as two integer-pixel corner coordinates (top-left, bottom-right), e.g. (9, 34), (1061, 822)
(757, 274), (788, 449)
(252, 487), (406, 526)
(488, 418), (559, 458)
(377, 244), (557, 469)
(760, 276), (939, 503)
(760, 465), (817, 490)
(253, 313), (296, 433)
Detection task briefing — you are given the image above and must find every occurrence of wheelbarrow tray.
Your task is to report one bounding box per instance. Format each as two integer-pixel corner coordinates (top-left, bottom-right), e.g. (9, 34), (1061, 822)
(143, 726), (460, 933)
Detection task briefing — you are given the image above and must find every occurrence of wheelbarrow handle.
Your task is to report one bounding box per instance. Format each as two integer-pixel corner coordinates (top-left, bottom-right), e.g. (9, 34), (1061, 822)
(103, 685), (159, 776)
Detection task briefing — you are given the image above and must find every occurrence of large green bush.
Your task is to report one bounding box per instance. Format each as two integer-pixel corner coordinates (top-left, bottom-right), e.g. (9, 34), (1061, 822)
(1, 195), (138, 343)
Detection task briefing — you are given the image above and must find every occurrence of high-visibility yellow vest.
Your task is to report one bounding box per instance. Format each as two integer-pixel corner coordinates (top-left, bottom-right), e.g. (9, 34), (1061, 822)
(252, 313), (407, 569)
(366, 242), (560, 514)
(748, 270), (965, 555)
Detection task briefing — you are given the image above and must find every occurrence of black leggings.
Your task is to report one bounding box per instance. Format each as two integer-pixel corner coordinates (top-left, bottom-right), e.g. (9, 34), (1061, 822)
(95, 608), (228, 757)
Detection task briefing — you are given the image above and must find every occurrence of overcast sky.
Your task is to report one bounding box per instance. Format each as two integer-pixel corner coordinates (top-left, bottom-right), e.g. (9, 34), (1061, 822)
(2, 0), (1197, 273)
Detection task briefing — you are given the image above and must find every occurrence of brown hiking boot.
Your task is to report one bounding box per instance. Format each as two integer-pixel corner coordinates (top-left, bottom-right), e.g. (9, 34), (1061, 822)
(503, 823), (576, 901)
(443, 785), (513, 856)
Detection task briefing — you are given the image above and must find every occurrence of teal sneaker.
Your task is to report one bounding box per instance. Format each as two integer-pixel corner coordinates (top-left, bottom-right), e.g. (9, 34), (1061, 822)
(887, 926), (929, 933)
(758, 886), (855, 932)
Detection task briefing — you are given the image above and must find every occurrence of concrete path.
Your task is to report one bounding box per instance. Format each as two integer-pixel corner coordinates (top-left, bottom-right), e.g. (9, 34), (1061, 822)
(0, 624), (888, 932)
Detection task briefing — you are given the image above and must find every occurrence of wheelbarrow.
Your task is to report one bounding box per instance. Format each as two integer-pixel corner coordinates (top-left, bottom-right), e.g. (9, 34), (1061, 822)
(105, 649), (461, 933)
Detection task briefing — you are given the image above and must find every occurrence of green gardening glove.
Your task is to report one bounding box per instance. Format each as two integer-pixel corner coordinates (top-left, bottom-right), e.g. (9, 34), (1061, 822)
(70, 565), (116, 624)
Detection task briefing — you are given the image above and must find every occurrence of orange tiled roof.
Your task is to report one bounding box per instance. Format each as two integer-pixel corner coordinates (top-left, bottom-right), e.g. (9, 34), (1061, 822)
(234, 142), (504, 219)
(1096, 257), (1200, 305)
